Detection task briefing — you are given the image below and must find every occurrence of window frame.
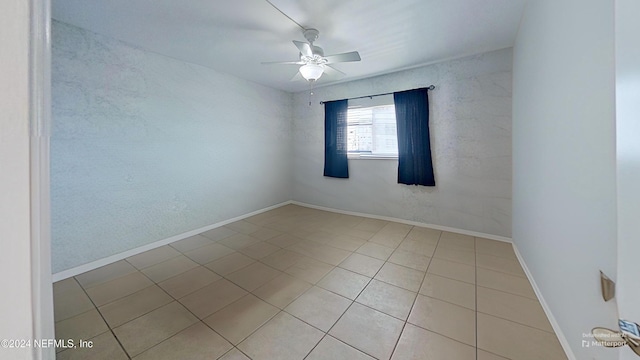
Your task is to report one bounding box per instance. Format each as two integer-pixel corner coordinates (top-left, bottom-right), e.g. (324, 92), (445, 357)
(346, 96), (399, 160)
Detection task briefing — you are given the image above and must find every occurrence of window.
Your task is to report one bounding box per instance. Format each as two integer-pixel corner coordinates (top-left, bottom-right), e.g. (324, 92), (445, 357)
(347, 102), (398, 159)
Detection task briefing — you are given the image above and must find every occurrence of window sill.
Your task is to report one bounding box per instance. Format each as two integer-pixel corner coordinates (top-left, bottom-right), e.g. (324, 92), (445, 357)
(347, 154), (398, 160)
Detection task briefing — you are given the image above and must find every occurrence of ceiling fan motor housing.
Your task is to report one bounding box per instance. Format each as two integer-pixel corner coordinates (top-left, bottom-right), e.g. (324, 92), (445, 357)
(303, 28), (320, 43)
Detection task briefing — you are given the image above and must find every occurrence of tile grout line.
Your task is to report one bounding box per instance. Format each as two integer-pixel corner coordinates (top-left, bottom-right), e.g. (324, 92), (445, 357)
(391, 311), (484, 352)
(129, 267), (253, 359)
(71, 276), (133, 360)
(121, 260), (280, 359)
(475, 264), (528, 279)
(114, 267), (209, 358)
(413, 293), (475, 312)
(473, 242), (552, 359)
(475, 283), (541, 302)
(174, 228), (362, 355)
(59, 211), (521, 360)
(233, 346), (254, 360)
(124, 250), (184, 273)
(348, 237), (482, 350)
(205, 218), (385, 359)
(300, 234), (392, 358)
(94, 271), (178, 328)
(93, 262), (235, 359)
(80, 274), (158, 309)
(475, 310), (558, 335)
(387, 230), (443, 360)
(197, 293), (281, 350)
(301, 227), (412, 360)
(215, 346), (239, 360)
(56, 210), (322, 358)
(110, 248), (373, 355)
(425, 268), (475, 285)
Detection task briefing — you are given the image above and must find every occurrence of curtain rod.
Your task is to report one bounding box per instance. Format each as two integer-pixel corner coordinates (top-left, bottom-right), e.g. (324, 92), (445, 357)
(319, 85), (435, 105)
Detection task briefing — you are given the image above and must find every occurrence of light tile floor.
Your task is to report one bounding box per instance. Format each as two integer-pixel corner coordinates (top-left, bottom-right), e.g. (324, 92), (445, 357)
(53, 204), (567, 360)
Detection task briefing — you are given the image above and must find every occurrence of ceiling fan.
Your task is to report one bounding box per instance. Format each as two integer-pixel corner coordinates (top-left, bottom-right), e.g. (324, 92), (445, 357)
(261, 28), (361, 82)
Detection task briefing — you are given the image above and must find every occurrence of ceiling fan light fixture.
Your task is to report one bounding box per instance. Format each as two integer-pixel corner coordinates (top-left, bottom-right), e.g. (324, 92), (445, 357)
(299, 63), (324, 81)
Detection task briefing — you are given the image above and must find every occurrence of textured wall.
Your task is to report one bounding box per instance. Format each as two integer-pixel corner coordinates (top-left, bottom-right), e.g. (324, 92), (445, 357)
(292, 49), (512, 237)
(51, 21), (292, 273)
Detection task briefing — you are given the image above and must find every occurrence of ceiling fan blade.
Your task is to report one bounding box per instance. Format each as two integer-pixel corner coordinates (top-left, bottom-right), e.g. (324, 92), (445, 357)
(323, 51), (361, 64)
(323, 65), (346, 79)
(261, 60), (305, 65)
(290, 71), (304, 82)
(293, 40), (313, 57)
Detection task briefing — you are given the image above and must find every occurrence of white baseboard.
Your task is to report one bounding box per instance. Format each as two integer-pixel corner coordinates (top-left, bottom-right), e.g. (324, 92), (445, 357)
(512, 244), (576, 360)
(297, 202), (575, 357)
(52, 200), (511, 282)
(52, 199), (572, 358)
(51, 201), (292, 282)
(290, 201), (512, 243)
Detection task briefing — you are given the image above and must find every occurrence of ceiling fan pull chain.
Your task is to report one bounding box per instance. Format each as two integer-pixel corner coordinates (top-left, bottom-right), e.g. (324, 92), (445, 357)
(308, 78), (320, 107)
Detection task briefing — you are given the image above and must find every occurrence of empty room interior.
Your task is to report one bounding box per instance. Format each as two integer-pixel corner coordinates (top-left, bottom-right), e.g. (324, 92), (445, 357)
(5, 0), (639, 359)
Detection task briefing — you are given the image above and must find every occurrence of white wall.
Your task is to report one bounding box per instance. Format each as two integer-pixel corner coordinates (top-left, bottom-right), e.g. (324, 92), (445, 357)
(512, 1), (617, 359)
(51, 21), (293, 273)
(0, 1), (35, 358)
(292, 49), (512, 238)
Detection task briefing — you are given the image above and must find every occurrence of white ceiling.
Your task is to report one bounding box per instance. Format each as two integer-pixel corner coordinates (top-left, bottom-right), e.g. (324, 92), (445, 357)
(52, 0), (527, 93)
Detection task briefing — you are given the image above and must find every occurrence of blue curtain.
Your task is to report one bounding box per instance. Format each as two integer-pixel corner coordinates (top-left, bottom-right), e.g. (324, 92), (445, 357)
(394, 88), (435, 186)
(323, 99), (349, 178)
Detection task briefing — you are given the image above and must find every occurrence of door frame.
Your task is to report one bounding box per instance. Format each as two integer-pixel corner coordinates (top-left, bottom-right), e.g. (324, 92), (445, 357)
(30, 0), (54, 358)
(615, 0), (640, 358)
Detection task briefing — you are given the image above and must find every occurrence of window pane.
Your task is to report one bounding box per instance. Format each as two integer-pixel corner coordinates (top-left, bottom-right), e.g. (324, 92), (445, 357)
(347, 105), (397, 155)
(372, 106), (397, 155)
